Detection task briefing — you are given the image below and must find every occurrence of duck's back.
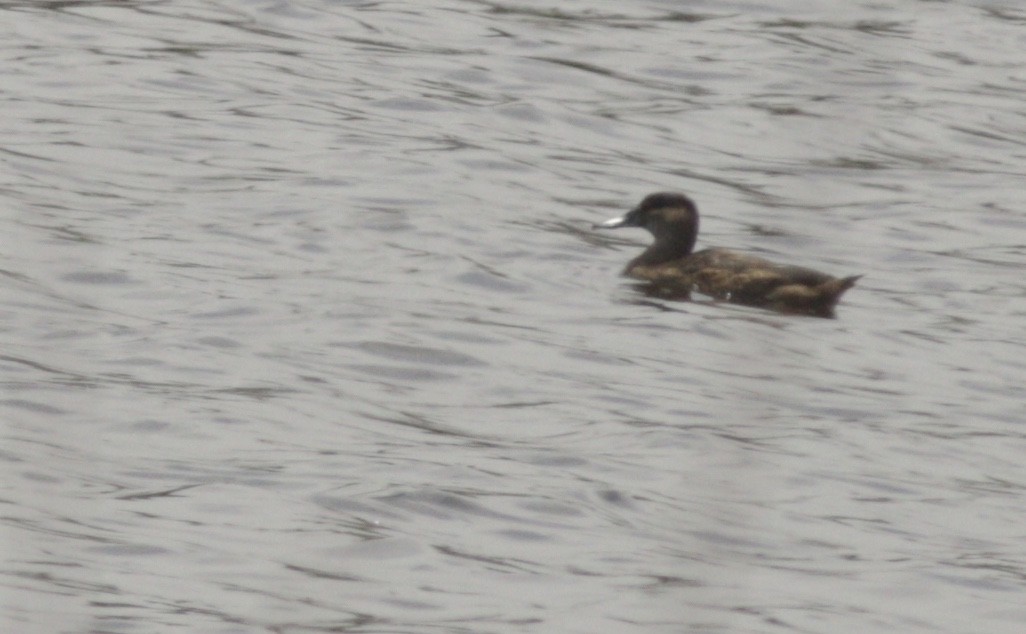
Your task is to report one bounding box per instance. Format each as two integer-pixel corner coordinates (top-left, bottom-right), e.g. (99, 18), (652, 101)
(626, 248), (859, 317)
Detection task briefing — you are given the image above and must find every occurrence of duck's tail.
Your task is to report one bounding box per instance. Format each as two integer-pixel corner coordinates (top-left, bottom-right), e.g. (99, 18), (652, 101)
(826, 275), (862, 299)
(814, 274), (861, 315)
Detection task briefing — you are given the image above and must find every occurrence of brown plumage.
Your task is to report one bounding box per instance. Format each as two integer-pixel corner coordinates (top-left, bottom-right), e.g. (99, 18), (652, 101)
(595, 192), (860, 317)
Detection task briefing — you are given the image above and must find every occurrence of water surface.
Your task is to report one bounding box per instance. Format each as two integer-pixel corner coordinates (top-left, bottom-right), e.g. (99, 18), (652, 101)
(3, 1), (1026, 633)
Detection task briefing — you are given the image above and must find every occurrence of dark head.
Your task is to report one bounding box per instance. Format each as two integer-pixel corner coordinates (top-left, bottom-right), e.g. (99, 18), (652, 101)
(595, 192), (700, 258)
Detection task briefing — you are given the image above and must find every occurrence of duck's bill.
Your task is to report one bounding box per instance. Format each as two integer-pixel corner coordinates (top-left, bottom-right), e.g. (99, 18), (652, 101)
(594, 215), (629, 229)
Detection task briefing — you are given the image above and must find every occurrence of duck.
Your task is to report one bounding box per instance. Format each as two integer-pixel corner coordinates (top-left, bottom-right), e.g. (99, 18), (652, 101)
(595, 192), (860, 317)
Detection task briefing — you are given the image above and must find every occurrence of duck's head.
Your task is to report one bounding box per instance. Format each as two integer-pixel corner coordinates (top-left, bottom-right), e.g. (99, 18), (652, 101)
(595, 192), (699, 255)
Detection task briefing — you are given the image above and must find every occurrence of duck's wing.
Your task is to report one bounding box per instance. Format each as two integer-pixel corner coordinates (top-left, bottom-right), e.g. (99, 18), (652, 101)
(691, 249), (833, 282)
(669, 248), (825, 294)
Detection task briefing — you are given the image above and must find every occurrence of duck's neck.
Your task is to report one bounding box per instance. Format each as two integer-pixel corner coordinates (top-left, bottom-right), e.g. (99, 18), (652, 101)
(626, 233), (696, 271)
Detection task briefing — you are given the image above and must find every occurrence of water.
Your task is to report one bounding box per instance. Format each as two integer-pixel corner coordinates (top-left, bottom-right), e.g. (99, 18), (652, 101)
(3, 1), (1026, 632)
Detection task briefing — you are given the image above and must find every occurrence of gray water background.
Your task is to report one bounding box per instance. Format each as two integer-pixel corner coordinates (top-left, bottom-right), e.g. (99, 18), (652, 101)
(3, 1), (1026, 632)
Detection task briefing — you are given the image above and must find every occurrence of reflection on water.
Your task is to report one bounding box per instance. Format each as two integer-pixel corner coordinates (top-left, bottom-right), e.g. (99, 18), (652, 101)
(4, 1), (1026, 632)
